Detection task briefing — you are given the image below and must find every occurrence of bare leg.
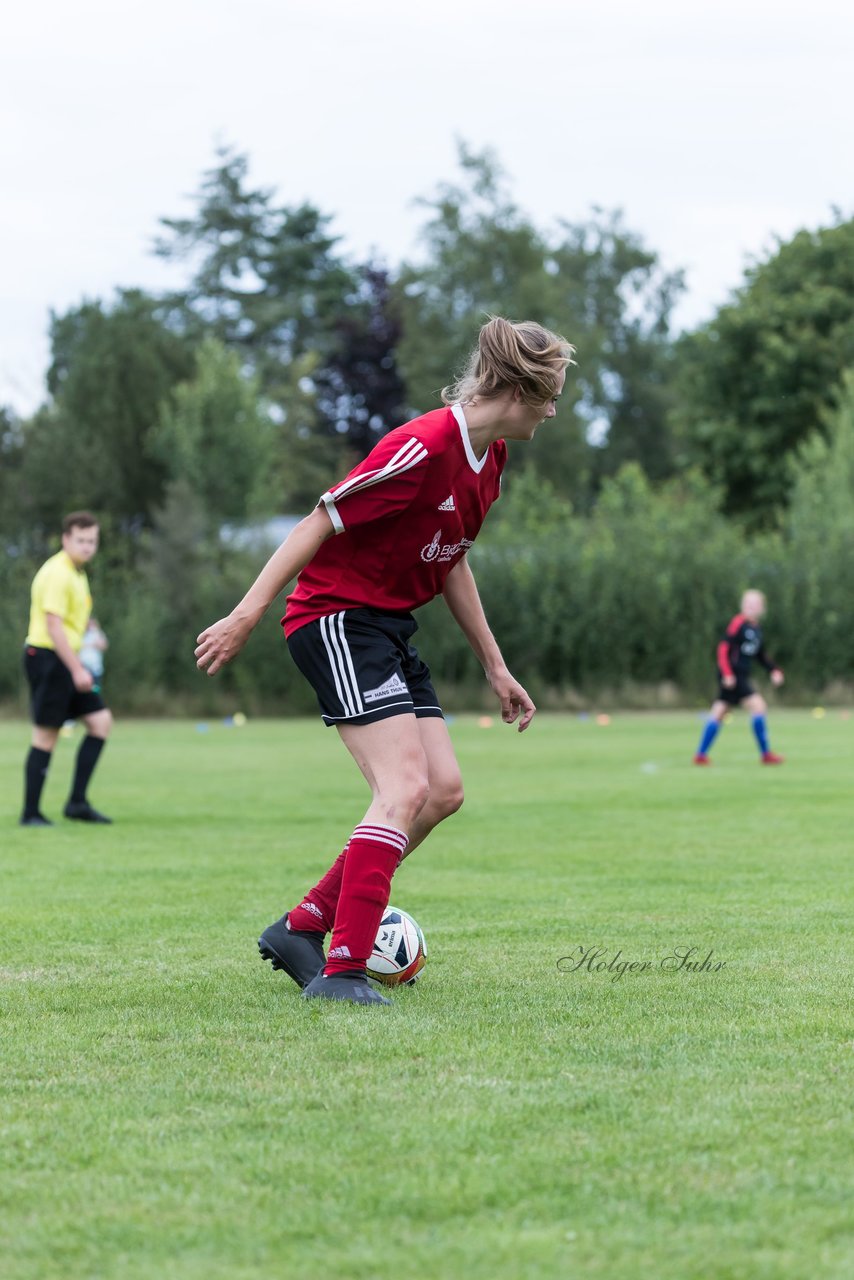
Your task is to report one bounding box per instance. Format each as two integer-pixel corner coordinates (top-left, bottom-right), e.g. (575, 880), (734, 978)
(402, 717), (464, 857)
(318, 715), (431, 980)
(337, 713), (431, 831)
(285, 715), (463, 942)
(337, 715), (464, 857)
(81, 708), (113, 740)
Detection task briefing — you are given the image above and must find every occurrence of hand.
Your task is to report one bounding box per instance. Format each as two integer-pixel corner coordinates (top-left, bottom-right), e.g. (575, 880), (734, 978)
(195, 613), (255, 676)
(488, 667), (537, 732)
(73, 665), (94, 693)
(770, 669), (784, 687)
(722, 675), (736, 689)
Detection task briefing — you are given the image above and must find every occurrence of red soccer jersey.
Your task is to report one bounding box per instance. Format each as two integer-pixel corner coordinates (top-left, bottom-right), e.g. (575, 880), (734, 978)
(283, 405), (507, 636)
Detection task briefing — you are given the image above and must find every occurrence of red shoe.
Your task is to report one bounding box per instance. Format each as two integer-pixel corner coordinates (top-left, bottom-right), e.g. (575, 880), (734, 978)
(693, 753), (712, 765)
(761, 751), (785, 765)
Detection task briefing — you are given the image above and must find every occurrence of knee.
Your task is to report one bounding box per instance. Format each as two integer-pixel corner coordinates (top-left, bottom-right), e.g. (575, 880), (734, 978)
(433, 779), (465, 820)
(407, 770), (431, 818)
(88, 709), (113, 739)
(751, 697), (767, 716)
(32, 727), (58, 752)
(381, 767), (430, 827)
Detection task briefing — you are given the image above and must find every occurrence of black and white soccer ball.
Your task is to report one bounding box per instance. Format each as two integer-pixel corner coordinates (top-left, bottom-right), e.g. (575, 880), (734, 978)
(367, 906), (427, 986)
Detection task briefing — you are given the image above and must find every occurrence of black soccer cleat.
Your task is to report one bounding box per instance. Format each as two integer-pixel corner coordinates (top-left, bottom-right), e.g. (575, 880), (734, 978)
(301, 971), (392, 1005)
(64, 801), (112, 824)
(258, 914), (326, 989)
(19, 812), (54, 827)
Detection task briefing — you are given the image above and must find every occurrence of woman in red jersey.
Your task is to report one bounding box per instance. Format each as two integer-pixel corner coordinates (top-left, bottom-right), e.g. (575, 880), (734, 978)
(196, 317), (574, 1004)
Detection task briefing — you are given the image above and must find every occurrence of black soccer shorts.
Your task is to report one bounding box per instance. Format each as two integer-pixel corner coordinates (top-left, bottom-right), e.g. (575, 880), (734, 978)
(286, 608), (445, 727)
(717, 676), (756, 706)
(24, 646), (106, 727)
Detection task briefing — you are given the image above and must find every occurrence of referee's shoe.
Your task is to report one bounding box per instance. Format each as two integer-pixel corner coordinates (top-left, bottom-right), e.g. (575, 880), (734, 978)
(258, 915), (326, 989)
(64, 801), (112, 823)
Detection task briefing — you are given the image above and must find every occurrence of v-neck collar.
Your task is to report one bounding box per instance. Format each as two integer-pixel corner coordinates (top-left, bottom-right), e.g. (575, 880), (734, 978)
(451, 403), (489, 474)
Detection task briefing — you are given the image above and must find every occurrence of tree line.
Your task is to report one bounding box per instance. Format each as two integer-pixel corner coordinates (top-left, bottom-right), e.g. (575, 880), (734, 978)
(2, 144), (853, 711)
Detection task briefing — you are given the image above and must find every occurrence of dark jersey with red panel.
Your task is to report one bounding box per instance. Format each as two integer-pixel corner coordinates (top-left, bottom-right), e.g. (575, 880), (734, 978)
(283, 405), (506, 637)
(716, 614), (777, 682)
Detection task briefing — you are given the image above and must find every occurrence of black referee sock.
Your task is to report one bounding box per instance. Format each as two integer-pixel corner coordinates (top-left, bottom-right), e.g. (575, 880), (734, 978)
(23, 747), (52, 819)
(70, 735), (105, 804)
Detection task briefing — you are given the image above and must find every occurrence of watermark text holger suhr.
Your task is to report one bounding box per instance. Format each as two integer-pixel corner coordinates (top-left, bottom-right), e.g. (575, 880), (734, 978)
(557, 946), (728, 982)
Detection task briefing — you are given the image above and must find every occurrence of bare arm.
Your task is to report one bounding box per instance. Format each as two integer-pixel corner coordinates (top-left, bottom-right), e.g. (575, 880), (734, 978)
(195, 506), (334, 676)
(442, 556), (536, 732)
(46, 613), (93, 691)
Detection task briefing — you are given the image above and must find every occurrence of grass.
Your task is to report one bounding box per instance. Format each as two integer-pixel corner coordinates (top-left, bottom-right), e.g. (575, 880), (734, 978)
(1, 710), (853, 1280)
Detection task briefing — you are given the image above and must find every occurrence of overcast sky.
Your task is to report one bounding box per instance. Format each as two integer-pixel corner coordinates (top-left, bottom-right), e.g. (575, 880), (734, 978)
(2, 0), (851, 415)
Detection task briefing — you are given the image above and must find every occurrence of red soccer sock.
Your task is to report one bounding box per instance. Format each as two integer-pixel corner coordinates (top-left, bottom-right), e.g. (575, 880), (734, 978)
(287, 845), (349, 935)
(325, 823), (409, 976)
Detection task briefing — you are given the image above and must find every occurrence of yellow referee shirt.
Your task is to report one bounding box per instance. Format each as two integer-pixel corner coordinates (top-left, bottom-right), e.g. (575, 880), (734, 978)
(26, 550), (92, 652)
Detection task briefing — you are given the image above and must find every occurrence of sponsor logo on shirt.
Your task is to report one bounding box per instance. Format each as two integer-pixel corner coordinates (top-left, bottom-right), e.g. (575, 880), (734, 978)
(438, 494), (456, 511)
(742, 627), (760, 655)
(421, 529), (475, 564)
(363, 673), (410, 704)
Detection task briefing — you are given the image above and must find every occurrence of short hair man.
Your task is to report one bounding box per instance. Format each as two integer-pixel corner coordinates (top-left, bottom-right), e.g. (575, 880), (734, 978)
(694, 588), (784, 766)
(20, 512), (114, 825)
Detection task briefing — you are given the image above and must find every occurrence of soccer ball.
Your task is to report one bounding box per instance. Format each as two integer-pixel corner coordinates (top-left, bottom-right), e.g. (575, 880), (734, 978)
(367, 907), (427, 986)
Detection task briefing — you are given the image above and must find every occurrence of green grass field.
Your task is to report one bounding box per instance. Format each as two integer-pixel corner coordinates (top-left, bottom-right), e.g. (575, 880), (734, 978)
(1, 711), (852, 1280)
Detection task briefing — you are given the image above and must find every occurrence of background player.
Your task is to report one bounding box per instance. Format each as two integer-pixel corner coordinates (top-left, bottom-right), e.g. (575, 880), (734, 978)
(694, 588), (784, 766)
(20, 512), (114, 825)
(79, 616), (109, 688)
(196, 317), (574, 1005)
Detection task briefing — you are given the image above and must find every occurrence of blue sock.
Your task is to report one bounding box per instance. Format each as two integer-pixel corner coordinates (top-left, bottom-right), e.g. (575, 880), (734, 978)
(697, 718), (721, 755)
(752, 714), (769, 754)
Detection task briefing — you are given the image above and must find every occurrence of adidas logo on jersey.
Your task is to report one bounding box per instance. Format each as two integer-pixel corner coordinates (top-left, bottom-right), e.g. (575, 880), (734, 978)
(438, 495), (456, 511)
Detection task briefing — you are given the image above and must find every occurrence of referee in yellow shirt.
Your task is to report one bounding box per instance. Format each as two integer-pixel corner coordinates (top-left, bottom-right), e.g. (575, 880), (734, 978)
(21, 511), (114, 826)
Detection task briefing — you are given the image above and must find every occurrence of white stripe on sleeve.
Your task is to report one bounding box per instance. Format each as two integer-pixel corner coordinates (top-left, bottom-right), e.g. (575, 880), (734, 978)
(327, 437), (428, 505)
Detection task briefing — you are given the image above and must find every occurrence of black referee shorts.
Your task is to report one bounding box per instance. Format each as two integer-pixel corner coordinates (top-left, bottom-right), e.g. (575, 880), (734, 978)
(287, 608), (445, 727)
(24, 646), (106, 727)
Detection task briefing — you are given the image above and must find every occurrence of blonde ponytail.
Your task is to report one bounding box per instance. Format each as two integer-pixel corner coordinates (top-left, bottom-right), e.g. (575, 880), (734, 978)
(442, 316), (575, 407)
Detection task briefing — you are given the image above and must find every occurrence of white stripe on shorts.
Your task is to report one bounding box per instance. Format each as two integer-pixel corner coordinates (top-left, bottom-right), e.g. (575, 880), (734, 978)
(321, 698), (415, 722)
(333, 612), (364, 716)
(319, 612), (363, 717)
